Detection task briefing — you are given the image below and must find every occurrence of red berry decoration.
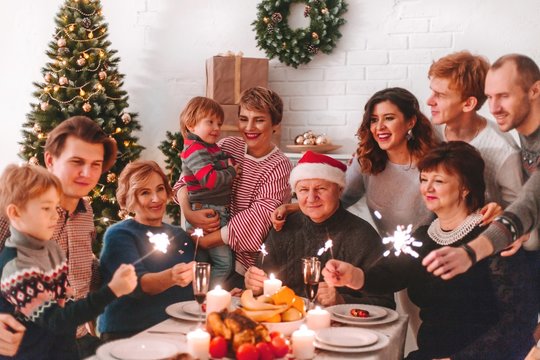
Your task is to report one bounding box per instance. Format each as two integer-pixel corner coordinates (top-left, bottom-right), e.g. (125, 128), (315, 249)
(350, 308), (370, 318)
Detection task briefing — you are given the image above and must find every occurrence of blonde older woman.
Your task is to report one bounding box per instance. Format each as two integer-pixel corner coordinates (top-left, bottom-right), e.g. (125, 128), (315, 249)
(99, 161), (195, 341)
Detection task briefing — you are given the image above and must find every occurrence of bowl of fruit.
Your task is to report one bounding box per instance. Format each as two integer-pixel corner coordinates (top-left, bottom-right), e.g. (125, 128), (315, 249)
(239, 287), (305, 336)
(206, 309), (290, 360)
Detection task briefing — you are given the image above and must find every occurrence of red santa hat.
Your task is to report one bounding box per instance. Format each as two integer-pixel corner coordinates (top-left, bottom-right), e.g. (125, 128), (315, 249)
(289, 151), (347, 190)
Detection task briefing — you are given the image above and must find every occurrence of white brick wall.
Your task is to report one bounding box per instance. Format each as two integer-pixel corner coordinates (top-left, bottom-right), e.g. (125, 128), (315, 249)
(2, 0), (540, 168)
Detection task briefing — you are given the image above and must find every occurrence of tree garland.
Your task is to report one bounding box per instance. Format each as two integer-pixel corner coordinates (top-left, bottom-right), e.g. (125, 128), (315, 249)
(252, 0), (347, 68)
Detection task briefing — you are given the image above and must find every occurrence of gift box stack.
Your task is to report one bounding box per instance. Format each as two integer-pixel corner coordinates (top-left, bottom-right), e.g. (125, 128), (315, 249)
(205, 54), (281, 147)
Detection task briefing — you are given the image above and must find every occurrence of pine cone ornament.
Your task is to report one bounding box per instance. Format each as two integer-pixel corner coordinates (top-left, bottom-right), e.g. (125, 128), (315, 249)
(81, 17), (92, 29)
(267, 24), (274, 33)
(308, 45), (319, 54)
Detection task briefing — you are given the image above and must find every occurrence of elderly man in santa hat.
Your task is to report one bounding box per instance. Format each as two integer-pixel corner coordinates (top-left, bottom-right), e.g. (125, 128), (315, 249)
(245, 151), (395, 309)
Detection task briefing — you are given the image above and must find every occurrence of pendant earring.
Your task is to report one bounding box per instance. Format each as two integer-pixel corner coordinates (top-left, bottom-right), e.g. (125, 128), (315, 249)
(406, 129), (414, 141)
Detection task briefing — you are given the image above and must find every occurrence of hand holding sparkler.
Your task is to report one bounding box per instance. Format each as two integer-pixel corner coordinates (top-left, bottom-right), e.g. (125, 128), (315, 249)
(171, 261), (195, 287)
(108, 264), (138, 297)
(322, 259), (365, 290)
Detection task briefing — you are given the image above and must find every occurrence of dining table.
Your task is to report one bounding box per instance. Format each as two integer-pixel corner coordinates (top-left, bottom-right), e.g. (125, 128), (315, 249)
(88, 305), (408, 360)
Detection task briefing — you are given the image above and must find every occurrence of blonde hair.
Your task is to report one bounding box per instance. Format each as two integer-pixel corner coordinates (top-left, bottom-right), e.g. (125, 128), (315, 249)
(0, 164), (62, 217)
(179, 97), (224, 138)
(116, 160), (172, 213)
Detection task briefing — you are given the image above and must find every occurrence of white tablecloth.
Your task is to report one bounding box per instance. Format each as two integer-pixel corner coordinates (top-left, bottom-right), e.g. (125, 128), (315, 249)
(88, 314), (408, 360)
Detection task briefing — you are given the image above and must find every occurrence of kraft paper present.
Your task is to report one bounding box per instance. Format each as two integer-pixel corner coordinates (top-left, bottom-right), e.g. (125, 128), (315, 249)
(206, 55), (269, 105)
(221, 104), (240, 126)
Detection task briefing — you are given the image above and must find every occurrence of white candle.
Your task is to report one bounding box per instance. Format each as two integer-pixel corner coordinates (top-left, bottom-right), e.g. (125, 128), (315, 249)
(263, 273), (282, 296)
(186, 328), (210, 360)
(306, 306), (331, 330)
(292, 325), (315, 359)
(206, 285), (232, 314)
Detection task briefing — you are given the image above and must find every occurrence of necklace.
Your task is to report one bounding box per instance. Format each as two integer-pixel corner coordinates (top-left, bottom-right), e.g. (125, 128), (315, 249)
(427, 213), (482, 246)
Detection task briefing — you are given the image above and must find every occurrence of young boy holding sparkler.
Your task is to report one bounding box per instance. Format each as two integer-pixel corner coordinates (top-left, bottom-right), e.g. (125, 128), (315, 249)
(180, 97), (239, 286)
(0, 164), (137, 359)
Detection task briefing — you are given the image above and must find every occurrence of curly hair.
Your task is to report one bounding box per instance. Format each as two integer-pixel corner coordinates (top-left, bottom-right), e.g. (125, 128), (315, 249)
(356, 87), (438, 175)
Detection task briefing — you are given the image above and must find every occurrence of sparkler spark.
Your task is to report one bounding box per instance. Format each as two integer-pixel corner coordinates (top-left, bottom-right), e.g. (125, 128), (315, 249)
(317, 239), (334, 258)
(193, 228), (204, 261)
(260, 244), (268, 265)
(382, 224), (422, 258)
(132, 232), (170, 265)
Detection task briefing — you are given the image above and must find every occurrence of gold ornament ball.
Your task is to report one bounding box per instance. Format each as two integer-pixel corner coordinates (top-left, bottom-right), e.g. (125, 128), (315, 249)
(172, 140), (177, 147)
(321, 8), (329, 15)
(121, 113), (132, 124)
(59, 76), (68, 86)
(295, 135), (305, 145)
(77, 57), (86, 66)
(40, 102), (49, 111)
(316, 135), (329, 145)
(57, 37), (67, 47)
(303, 138), (316, 145)
(263, 17), (270, 24)
(44, 73), (52, 83)
(312, 32), (319, 40)
(106, 173), (117, 183)
(29, 157), (40, 166)
(303, 130), (315, 139)
(82, 102), (92, 112)
(98, 70), (107, 80)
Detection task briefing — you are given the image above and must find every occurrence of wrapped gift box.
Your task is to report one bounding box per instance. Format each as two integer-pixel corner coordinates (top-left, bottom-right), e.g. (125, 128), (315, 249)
(206, 56), (269, 105)
(222, 104), (239, 126)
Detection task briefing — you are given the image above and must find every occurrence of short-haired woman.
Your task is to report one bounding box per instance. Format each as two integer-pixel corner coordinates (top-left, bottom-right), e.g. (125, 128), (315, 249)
(99, 161), (195, 341)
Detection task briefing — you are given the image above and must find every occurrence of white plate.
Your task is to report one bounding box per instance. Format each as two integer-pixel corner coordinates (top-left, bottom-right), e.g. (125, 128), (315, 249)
(330, 304), (387, 321)
(316, 327), (378, 347)
(314, 330), (389, 353)
(181, 301), (204, 316)
(166, 301), (202, 322)
(328, 307), (399, 326)
(96, 339), (183, 360)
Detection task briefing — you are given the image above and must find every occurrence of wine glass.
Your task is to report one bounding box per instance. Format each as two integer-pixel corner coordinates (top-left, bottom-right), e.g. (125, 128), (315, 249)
(192, 262), (211, 327)
(302, 257), (321, 310)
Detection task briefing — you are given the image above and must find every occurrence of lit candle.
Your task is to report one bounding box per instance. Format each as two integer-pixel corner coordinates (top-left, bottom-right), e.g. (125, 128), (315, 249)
(186, 328), (210, 360)
(292, 325), (315, 359)
(263, 273), (282, 296)
(206, 285), (231, 314)
(306, 306), (331, 330)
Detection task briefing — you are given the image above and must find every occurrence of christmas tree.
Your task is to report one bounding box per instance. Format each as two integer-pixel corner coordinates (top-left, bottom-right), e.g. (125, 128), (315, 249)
(158, 131), (184, 225)
(19, 0), (143, 244)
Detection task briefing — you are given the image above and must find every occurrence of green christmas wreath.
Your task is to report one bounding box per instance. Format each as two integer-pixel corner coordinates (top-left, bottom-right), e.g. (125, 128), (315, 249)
(252, 0), (347, 68)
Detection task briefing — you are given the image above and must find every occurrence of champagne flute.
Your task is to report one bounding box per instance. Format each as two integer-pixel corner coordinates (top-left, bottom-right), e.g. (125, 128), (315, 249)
(302, 257), (321, 310)
(192, 262), (211, 327)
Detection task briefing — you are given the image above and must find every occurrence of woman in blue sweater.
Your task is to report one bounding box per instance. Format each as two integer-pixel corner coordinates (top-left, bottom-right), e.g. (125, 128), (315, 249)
(99, 161), (195, 341)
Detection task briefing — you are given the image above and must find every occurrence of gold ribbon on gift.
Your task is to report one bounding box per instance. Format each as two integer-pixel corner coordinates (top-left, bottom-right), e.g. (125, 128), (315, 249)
(218, 51), (244, 104)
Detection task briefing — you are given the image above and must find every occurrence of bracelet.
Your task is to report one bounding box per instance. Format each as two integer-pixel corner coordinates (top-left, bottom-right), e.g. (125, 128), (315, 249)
(461, 244), (477, 265)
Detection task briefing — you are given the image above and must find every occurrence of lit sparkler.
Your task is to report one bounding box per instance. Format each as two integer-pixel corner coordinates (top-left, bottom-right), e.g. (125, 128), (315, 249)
(317, 239), (334, 258)
(132, 232), (170, 265)
(260, 244), (268, 266)
(192, 228), (204, 261)
(382, 224), (422, 258)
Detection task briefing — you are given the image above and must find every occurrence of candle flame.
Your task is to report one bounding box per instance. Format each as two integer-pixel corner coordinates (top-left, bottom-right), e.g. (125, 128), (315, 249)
(269, 273), (276, 280)
(147, 231), (170, 253)
(382, 224), (422, 258)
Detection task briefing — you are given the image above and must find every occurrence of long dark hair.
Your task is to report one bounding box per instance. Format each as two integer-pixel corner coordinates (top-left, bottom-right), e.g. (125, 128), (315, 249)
(356, 87), (438, 175)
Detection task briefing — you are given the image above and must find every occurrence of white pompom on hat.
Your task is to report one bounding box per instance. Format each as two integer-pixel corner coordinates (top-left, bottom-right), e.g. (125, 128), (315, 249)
(289, 150), (347, 190)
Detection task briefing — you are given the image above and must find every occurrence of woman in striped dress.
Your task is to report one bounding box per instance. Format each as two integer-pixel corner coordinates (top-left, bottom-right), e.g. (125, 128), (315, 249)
(174, 87), (293, 289)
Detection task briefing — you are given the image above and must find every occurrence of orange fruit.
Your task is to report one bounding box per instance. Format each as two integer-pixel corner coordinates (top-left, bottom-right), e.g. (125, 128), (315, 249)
(264, 313), (281, 323)
(291, 296), (306, 316)
(271, 286), (295, 306)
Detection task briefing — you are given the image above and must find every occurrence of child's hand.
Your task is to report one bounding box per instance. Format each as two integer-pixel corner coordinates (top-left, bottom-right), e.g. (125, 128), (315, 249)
(227, 158), (235, 167)
(233, 164), (241, 177)
(109, 264), (137, 297)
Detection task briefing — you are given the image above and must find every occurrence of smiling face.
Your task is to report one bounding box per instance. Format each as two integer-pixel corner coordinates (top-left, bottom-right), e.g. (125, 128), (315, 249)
(420, 165), (468, 218)
(188, 115), (223, 144)
(238, 107), (278, 158)
(45, 135), (104, 208)
(11, 187), (60, 241)
(369, 100), (415, 154)
(485, 62), (533, 133)
(132, 172), (168, 227)
(426, 77), (468, 126)
(295, 179), (341, 223)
